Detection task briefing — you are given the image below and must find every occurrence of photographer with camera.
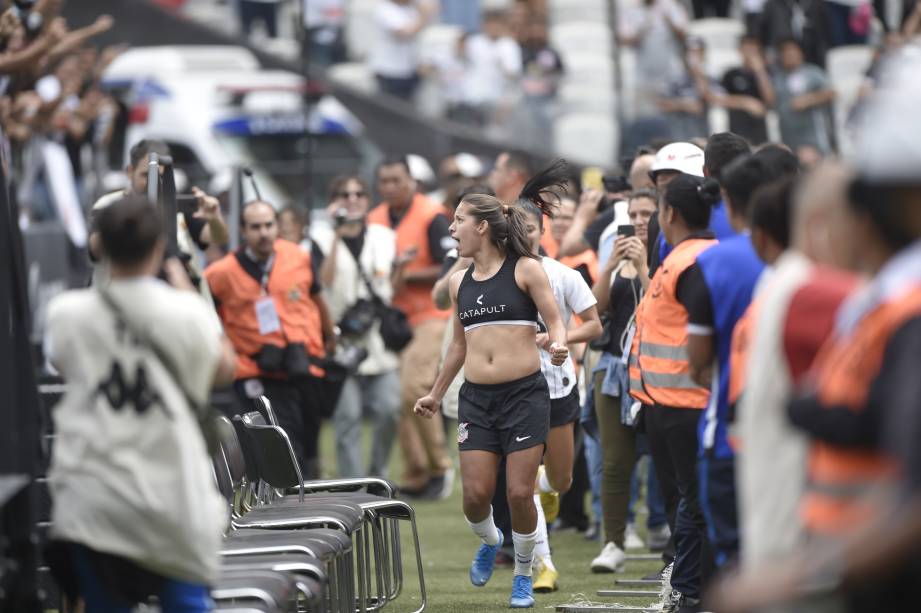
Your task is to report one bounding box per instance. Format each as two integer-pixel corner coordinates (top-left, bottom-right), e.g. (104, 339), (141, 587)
(204, 200), (329, 478)
(89, 140), (229, 287)
(312, 175), (401, 479)
(45, 195), (235, 612)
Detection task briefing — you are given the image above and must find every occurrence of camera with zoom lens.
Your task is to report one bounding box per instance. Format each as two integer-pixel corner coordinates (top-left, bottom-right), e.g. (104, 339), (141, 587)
(597, 175), (632, 212)
(333, 208), (363, 228)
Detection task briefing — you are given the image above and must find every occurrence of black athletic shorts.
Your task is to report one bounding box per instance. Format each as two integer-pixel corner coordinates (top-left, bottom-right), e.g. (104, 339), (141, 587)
(457, 370), (550, 455)
(549, 386), (581, 428)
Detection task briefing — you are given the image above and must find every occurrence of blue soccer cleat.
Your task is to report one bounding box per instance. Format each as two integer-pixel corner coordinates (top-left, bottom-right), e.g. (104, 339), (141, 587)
(469, 530), (504, 587)
(509, 574), (535, 608)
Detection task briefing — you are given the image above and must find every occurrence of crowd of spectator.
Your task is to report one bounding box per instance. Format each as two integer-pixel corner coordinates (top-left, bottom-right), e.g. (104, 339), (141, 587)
(0, 0), (121, 241)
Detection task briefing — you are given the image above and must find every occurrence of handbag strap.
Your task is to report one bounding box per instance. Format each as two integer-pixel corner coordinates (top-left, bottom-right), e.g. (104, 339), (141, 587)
(97, 288), (203, 415)
(342, 235), (385, 306)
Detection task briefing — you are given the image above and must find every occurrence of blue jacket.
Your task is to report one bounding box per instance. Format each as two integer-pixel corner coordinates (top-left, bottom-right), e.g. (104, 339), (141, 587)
(695, 234), (765, 458)
(658, 199), (737, 263)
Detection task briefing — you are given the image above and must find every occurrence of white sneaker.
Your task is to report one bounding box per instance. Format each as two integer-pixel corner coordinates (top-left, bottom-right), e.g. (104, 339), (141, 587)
(624, 523), (646, 550)
(590, 541), (626, 573)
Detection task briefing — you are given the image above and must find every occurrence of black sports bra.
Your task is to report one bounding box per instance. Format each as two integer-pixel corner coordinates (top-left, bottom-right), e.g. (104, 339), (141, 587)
(456, 255), (538, 332)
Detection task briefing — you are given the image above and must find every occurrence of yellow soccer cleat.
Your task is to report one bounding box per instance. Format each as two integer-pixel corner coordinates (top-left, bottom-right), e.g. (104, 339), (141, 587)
(532, 558), (559, 593)
(537, 466), (560, 524)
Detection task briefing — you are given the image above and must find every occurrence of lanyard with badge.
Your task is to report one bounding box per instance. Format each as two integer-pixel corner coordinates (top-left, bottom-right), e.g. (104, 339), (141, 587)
(254, 253), (281, 335)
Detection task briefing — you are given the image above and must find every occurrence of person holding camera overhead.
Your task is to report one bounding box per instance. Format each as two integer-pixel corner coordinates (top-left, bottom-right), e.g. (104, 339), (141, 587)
(311, 175), (401, 479)
(204, 199), (331, 478)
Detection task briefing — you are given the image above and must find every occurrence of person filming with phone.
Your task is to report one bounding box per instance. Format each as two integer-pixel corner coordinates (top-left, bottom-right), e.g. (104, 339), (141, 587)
(588, 188), (669, 573)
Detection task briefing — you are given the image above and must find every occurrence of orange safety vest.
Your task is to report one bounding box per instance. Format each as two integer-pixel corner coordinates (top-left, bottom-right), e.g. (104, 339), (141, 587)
(628, 237), (717, 408)
(368, 193), (450, 327)
(559, 248), (600, 285)
(204, 239), (325, 380)
(728, 298), (759, 407)
(801, 284), (921, 536)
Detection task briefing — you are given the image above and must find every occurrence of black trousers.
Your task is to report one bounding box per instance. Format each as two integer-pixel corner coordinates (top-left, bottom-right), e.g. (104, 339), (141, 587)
(645, 404), (712, 600)
(234, 377), (324, 480)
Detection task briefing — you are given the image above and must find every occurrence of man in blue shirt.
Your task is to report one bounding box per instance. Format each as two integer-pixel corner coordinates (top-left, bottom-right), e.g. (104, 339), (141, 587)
(684, 147), (799, 568)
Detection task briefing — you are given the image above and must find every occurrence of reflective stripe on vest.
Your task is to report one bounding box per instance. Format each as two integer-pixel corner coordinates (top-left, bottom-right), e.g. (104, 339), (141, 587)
(802, 284), (921, 535)
(629, 237), (716, 409)
(368, 193), (450, 326)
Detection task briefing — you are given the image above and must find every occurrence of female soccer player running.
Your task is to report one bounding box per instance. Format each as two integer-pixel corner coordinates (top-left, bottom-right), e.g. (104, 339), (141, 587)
(414, 161), (570, 608)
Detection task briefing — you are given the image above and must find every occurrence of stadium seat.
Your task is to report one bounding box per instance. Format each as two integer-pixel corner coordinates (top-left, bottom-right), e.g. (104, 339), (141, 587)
(550, 21), (613, 57)
(827, 45), (873, 85)
(688, 18), (745, 52)
(558, 81), (618, 115)
(560, 52), (615, 88)
(549, 0), (609, 23)
(327, 62), (377, 94)
(706, 47), (742, 80)
(554, 112), (619, 168)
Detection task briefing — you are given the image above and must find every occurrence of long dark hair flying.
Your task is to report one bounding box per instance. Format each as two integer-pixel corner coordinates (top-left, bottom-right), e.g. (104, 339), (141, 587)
(461, 158), (569, 258)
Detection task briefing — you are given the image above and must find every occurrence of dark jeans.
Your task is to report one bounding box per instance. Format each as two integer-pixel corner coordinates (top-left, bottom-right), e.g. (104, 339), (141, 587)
(234, 377), (324, 479)
(692, 0), (731, 18)
(628, 436), (668, 529)
(827, 2), (869, 46)
(645, 404), (712, 599)
(699, 455), (739, 568)
(238, 0), (278, 37)
(560, 423), (591, 530)
(67, 544), (211, 612)
(375, 74), (420, 100)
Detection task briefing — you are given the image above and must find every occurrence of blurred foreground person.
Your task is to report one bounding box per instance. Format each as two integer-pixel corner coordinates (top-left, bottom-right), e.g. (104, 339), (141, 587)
(46, 196), (235, 612)
(708, 49), (921, 613)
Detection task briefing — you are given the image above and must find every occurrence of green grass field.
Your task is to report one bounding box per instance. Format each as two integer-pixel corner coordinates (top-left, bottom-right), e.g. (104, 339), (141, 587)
(318, 422), (665, 613)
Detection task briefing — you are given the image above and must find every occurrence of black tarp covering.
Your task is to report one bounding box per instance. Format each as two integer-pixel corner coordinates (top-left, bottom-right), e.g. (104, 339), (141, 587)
(0, 154), (44, 609)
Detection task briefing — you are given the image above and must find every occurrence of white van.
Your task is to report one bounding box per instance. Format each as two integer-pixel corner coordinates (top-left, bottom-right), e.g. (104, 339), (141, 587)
(101, 45), (380, 207)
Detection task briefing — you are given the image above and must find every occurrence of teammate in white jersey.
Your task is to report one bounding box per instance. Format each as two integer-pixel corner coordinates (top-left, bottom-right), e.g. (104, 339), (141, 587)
(522, 202), (603, 591)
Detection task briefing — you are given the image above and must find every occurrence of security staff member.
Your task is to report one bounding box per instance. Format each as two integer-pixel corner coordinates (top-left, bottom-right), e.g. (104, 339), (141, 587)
(368, 155), (455, 498)
(628, 174), (719, 613)
(205, 200), (331, 478)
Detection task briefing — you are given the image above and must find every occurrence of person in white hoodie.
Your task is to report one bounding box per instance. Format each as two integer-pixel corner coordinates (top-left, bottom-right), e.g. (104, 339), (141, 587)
(46, 195), (235, 611)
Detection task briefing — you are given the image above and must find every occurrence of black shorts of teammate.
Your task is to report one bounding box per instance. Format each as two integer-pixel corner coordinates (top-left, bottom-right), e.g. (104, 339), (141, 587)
(549, 386), (580, 428)
(457, 370), (550, 455)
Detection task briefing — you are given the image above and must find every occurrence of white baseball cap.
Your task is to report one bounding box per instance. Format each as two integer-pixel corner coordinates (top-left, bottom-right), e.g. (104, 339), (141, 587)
(650, 142), (705, 178)
(852, 45), (921, 184)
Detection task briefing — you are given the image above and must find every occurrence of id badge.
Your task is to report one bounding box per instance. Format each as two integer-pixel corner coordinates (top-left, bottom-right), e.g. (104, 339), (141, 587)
(255, 296), (281, 335)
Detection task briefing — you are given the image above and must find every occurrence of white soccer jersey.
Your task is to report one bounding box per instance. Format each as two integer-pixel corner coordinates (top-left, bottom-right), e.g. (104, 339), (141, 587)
(538, 257), (597, 399)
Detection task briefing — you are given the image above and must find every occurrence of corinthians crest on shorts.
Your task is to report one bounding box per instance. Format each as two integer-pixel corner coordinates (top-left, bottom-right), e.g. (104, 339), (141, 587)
(457, 422), (469, 444)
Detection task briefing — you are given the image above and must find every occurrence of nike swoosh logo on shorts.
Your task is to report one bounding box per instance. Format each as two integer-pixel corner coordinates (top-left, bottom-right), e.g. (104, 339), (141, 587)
(515, 435), (531, 442)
